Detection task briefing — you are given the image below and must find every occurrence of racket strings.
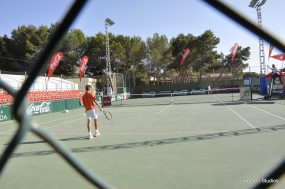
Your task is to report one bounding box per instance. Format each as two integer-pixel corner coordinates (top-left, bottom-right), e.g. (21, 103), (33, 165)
(104, 111), (112, 120)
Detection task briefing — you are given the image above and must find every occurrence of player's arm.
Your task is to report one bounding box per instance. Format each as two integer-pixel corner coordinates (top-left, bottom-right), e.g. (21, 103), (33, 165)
(94, 100), (103, 111)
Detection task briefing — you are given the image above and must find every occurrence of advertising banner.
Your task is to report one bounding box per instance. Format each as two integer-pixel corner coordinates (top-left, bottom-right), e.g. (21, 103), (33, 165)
(29, 102), (52, 115)
(0, 105), (12, 122)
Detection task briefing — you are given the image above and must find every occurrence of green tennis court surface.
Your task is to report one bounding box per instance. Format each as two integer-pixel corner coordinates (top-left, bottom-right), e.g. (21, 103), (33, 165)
(1, 93), (285, 189)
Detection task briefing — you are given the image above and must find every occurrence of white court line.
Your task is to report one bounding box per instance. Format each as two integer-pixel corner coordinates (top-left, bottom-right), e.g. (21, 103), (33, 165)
(157, 103), (173, 114)
(41, 117), (85, 130)
(114, 110), (231, 116)
(0, 107), (119, 134)
(216, 97), (256, 129)
(1, 117), (85, 134)
(0, 113), (83, 134)
(232, 98), (285, 121)
(247, 104), (285, 121)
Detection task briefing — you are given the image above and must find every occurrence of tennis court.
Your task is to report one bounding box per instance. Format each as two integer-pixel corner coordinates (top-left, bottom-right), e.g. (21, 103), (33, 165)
(1, 92), (285, 189)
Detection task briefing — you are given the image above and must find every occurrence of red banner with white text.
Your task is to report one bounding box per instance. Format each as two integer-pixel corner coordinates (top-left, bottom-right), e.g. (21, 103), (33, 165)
(48, 52), (64, 81)
(270, 54), (285, 61)
(180, 48), (191, 67)
(79, 55), (89, 82)
(268, 44), (274, 59)
(231, 43), (238, 62)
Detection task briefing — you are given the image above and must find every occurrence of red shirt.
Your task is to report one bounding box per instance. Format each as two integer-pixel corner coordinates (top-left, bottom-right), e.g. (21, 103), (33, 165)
(82, 91), (96, 111)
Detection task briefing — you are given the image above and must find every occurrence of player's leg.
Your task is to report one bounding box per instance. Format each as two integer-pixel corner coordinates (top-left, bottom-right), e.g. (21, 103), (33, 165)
(94, 119), (100, 137)
(86, 110), (93, 139)
(87, 119), (93, 139)
(93, 108), (100, 137)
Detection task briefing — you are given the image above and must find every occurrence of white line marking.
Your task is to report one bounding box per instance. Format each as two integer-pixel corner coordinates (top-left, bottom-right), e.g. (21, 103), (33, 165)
(248, 104), (285, 121)
(41, 117), (85, 130)
(157, 103), (173, 114)
(216, 97), (256, 129)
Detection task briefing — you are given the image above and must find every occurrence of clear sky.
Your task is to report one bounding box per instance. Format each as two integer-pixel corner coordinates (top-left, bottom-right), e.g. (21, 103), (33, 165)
(1, 0), (285, 74)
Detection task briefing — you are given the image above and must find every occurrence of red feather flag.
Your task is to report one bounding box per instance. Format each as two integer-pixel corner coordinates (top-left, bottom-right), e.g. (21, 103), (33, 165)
(270, 54), (285, 61)
(79, 55), (89, 82)
(48, 52), (64, 81)
(268, 44), (274, 59)
(231, 43), (238, 62)
(180, 48), (191, 67)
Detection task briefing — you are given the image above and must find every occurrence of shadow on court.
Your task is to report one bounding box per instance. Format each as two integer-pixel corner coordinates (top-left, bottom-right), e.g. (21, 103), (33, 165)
(4, 136), (88, 145)
(9, 124), (285, 158)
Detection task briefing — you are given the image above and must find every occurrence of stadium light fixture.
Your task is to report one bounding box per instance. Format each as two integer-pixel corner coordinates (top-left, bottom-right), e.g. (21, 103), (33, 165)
(249, 0), (258, 8)
(105, 18), (115, 26)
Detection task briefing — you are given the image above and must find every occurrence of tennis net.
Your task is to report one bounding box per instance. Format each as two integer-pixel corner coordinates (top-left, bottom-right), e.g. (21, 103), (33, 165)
(105, 87), (249, 107)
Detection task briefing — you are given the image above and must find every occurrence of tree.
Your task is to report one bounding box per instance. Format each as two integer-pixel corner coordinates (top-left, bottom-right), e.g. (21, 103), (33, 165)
(1, 25), (50, 72)
(167, 31), (220, 83)
(213, 46), (250, 81)
(145, 33), (172, 85)
(58, 29), (86, 77)
(85, 32), (106, 76)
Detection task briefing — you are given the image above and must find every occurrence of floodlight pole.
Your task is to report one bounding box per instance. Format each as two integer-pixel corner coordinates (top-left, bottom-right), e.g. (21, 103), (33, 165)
(105, 18), (115, 95)
(249, 0), (267, 74)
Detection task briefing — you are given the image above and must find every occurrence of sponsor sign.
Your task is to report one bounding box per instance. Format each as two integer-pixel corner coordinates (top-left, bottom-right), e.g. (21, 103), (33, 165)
(29, 102), (52, 115)
(272, 89), (284, 94)
(243, 75), (252, 85)
(111, 95), (116, 102)
(0, 106), (10, 122)
(189, 89), (207, 95)
(172, 90), (188, 96)
(116, 94), (124, 101)
(141, 89), (207, 97)
(142, 92), (156, 97)
(103, 96), (111, 106)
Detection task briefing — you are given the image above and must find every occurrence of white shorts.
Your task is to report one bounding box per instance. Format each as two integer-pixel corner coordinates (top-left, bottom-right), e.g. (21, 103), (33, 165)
(86, 109), (98, 120)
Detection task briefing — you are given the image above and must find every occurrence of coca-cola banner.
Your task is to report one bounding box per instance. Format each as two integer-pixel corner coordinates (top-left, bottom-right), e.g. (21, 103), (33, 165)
(231, 43), (238, 62)
(29, 102), (52, 115)
(180, 48), (191, 67)
(48, 52), (64, 80)
(79, 55), (89, 82)
(270, 54), (285, 61)
(142, 92), (156, 97)
(271, 89), (284, 95)
(141, 89), (207, 97)
(268, 44), (274, 59)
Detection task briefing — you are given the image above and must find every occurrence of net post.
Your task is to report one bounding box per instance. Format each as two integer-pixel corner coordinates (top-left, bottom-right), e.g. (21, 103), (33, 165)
(232, 88), (233, 102)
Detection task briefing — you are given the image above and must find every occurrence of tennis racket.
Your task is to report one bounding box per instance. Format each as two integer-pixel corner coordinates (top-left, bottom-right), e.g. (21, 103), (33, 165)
(102, 110), (112, 120)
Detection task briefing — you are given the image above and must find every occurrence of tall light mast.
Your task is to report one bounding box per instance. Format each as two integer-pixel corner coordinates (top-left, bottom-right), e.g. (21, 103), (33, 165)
(105, 18), (115, 95)
(249, 0), (267, 74)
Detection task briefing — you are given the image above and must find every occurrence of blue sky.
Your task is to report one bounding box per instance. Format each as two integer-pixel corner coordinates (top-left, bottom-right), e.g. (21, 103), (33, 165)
(1, 0), (285, 73)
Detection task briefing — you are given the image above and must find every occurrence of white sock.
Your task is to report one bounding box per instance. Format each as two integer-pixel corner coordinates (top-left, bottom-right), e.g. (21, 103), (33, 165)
(95, 129), (99, 133)
(89, 132), (92, 135)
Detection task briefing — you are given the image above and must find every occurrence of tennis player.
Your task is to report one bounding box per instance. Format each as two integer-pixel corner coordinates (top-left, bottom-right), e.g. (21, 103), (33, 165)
(268, 64), (281, 83)
(82, 85), (103, 139)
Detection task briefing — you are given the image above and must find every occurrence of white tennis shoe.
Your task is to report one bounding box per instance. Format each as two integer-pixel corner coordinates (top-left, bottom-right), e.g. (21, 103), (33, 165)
(94, 132), (100, 137)
(87, 135), (93, 139)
